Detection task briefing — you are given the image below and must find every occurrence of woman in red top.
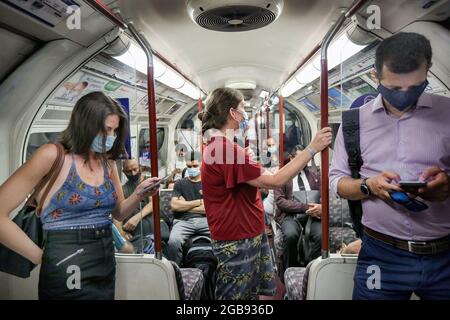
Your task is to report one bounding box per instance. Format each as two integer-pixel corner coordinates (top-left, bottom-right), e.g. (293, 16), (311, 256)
(199, 88), (331, 300)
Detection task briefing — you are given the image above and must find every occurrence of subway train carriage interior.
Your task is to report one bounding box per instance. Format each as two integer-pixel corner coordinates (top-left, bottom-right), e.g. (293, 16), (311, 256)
(0, 0), (449, 301)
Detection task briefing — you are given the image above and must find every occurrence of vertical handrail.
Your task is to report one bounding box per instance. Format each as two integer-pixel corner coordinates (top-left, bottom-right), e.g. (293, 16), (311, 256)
(198, 97), (203, 152)
(319, 0), (368, 259)
(127, 24), (162, 259)
(320, 13), (346, 260)
(255, 111), (260, 159)
(266, 105), (271, 140)
(84, 1), (163, 259)
(278, 96), (284, 168)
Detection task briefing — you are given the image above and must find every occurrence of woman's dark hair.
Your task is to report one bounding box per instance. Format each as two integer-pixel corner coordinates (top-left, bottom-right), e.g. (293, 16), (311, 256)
(198, 87), (244, 135)
(60, 91), (128, 165)
(375, 32), (432, 78)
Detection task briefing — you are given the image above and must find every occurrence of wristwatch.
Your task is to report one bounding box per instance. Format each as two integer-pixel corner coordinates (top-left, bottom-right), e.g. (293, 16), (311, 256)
(360, 178), (372, 196)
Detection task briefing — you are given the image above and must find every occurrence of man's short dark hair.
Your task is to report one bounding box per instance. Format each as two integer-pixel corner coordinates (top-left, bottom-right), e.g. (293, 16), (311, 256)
(375, 32), (432, 77)
(188, 151), (202, 163)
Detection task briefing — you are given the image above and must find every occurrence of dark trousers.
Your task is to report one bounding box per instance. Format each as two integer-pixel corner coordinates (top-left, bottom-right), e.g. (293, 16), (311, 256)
(353, 234), (450, 300)
(281, 214), (321, 272)
(130, 215), (170, 243)
(39, 226), (116, 300)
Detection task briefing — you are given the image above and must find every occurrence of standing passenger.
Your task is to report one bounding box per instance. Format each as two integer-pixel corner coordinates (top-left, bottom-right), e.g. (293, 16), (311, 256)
(199, 88), (332, 300)
(330, 32), (450, 299)
(0, 91), (160, 299)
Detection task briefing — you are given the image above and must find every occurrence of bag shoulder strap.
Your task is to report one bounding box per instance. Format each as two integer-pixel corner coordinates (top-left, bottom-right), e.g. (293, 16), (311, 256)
(342, 109), (363, 178)
(341, 109), (364, 238)
(28, 143), (65, 215)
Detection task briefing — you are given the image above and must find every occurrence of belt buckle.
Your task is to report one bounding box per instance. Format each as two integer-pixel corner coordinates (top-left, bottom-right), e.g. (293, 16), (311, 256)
(407, 240), (427, 253)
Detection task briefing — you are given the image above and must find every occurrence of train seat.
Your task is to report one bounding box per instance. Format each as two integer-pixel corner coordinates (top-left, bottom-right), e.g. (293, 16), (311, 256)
(285, 254), (358, 300)
(115, 253), (204, 300)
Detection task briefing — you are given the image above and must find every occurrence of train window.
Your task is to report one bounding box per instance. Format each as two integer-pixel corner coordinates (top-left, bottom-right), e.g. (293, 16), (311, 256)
(138, 127), (166, 167)
(25, 131), (61, 161)
(174, 105), (202, 152)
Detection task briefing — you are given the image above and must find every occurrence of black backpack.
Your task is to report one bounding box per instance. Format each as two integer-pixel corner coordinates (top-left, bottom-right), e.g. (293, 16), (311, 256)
(342, 108), (364, 238)
(182, 236), (218, 300)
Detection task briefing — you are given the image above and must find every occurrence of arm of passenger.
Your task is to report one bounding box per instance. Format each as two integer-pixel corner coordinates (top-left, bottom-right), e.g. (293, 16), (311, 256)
(110, 162), (158, 221)
(171, 196), (201, 212)
(190, 203), (205, 214)
(274, 186), (308, 213)
(0, 144), (58, 264)
(247, 149), (314, 189)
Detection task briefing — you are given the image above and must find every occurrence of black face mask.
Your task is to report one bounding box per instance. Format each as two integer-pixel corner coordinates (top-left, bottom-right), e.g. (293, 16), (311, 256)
(378, 80), (428, 111)
(126, 173), (141, 184)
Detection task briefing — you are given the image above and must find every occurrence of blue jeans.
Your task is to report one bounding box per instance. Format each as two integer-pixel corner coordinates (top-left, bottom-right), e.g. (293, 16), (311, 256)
(353, 234), (450, 300)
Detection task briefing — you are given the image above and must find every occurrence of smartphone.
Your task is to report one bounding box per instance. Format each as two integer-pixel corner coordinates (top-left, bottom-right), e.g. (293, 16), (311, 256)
(389, 191), (428, 212)
(399, 181), (427, 193)
(399, 181), (427, 189)
(141, 175), (170, 193)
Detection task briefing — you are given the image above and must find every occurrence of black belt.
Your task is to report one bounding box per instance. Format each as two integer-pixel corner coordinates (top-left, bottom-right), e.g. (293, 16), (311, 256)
(364, 227), (450, 255)
(45, 225), (112, 242)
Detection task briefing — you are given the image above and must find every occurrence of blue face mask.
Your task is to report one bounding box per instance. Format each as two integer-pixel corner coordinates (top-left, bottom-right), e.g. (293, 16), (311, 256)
(187, 167), (200, 178)
(92, 135), (116, 153)
(234, 109), (249, 131)
(267, 146), (277, 155)
(378, 80), (428, 111)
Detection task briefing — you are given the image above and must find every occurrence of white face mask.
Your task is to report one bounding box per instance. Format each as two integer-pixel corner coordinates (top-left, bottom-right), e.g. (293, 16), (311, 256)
(175, 160), (185, 169)
(267, 146), (277, 154)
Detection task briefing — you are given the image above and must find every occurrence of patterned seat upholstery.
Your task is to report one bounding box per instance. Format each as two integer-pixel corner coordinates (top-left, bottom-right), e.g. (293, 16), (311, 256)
(284, 260), (313, 300)
(159, 189), (174, 228)
(180, 268), (204, 300)
(170, 261), (204, 300)
(329, 198), (358, 252)
(274, 198), (357, 257)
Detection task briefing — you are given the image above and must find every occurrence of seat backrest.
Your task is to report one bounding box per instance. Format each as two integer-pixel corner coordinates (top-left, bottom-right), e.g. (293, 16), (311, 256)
(159, 189), (174, 222)
(306, 254), (358, 300)
(329, 198), (352, 227)
(115, 253), (180, 300)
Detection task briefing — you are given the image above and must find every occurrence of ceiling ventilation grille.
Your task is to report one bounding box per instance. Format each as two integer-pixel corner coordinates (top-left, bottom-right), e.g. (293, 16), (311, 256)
(188, 1), (284, 32)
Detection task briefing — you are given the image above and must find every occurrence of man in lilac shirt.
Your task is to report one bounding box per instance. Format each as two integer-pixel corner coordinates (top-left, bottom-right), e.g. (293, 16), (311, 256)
(330, 32), (450, 300)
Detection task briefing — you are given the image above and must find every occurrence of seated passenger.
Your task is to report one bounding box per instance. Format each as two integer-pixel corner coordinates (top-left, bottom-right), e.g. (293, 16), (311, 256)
(167, 143), (188, 183)
(168, 151), (210, 265)
(274, 145), (321, 270)
(339, 239), (362, 255)
(261, 137), (279, 169)
(117, 159), (170, 245)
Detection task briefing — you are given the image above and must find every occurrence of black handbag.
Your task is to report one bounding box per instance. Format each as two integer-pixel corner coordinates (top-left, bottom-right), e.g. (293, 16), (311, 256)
(0, 143), (65, 278)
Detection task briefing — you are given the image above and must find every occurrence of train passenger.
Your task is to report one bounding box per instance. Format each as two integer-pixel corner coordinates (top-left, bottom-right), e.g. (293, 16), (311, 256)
(116, 159), (170, 247)
(167, 143), (188, 186)
(168, 151), (209, 265)
(330, 32), (450, 300)
(0, 91), (160, 299)
(199, 87), (331, 300)
(274, 145), (321, 272)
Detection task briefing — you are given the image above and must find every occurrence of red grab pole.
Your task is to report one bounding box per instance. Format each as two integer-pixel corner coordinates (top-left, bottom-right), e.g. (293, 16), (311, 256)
(278, 96), (284, 168)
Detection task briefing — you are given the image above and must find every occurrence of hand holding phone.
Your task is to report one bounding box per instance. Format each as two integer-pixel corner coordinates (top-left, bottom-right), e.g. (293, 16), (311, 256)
(141, 176), (169, 193)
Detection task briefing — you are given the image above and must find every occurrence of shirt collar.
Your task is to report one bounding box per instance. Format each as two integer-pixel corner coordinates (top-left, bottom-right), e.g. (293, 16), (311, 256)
(370, 92), (433, 113)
